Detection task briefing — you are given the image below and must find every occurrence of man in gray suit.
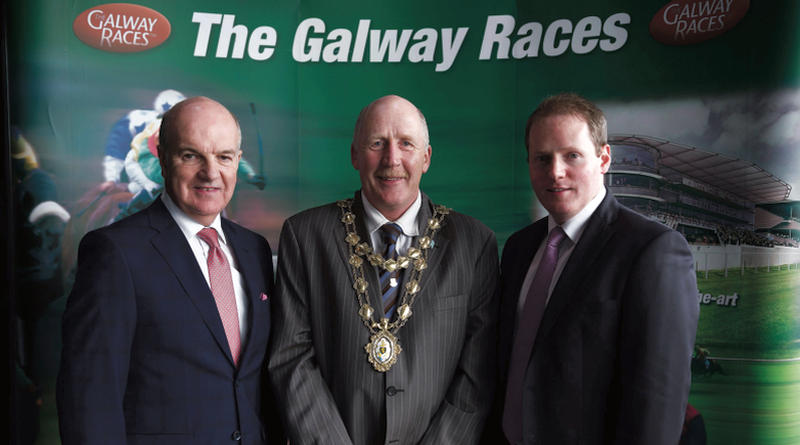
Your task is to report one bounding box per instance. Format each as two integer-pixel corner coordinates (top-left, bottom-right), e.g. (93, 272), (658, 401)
(269, 94), (499, 444)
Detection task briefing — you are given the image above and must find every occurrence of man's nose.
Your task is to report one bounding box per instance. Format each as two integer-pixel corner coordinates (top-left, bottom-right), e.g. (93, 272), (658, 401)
(381, 141), (402, 165)
(548, 157), (565, 179)
(198, 158), (221, 179)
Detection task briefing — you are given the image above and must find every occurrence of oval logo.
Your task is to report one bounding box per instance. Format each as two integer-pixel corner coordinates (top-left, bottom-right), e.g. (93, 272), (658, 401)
(650, 0), (749, 45)
(73, 3), (171, 53)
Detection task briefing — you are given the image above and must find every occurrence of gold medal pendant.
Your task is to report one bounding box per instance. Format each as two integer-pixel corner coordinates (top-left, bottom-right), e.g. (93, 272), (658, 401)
(365, 322), (402, 372)
(339, 198), (448, 373)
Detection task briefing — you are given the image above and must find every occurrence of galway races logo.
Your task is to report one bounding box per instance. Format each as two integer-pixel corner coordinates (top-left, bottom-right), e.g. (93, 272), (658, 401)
(73, 3), (171, 52)
(650, 0), (749, 45)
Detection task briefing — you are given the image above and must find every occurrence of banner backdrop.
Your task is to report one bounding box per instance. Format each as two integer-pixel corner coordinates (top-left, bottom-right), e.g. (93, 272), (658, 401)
(7, 1), (800, 443)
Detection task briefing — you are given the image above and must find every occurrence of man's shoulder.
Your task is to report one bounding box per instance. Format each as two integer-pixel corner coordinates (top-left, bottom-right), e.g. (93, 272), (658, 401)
(504, 218), (545, 248)
(439, 206), (494, 239)
(91, 204), (157, 240)
(611, 202), (674, 241)
(288, 201), (340, 220)
(222, 216), (268, 244)
(283, 201), (344, 232)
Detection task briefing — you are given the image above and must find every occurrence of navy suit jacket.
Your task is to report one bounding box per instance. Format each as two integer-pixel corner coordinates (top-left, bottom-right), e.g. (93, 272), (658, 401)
(486, 191), (699, 444)
(57, 198), (281, 445)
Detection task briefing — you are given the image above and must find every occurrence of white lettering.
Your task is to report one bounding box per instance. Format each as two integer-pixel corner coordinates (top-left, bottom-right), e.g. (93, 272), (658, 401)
(599, 13), (629, 52)
(542, 19), (571, 57)
(352, 19), (370, 62)
(192, 12), (223, 57)
(408, 28), (437, 63)
(87, 10), (104, 30)
(512, 22), (543, 59)
(571, 16), (601, 54)
(217, 14), (248, 59)
(322, 28), (352, 62)
(293, 17), (325, 62)
(248, 26), (277, 61)
(479, 15), (514, 60)
(436, 27), (468, 72)
(100, 27), (112, 46)
(369, 29), (413, 62)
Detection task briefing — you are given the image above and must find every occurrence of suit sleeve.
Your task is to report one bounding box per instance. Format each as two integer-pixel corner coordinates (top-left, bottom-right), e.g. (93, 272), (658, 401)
(57, 230), (137, 444)
(614, 230), (699, 444)
(419, 228), (500, 445)
(267, 219), (353, 445)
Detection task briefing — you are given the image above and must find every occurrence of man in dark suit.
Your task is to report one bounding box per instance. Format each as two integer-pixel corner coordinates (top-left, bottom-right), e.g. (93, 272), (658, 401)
(490, 93), (698, 444)
(268, 95), (499, 444)
(57, 97), (281, 444)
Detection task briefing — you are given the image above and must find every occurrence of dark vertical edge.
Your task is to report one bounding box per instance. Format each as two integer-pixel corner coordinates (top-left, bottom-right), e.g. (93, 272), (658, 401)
(1, 0), (18, 443)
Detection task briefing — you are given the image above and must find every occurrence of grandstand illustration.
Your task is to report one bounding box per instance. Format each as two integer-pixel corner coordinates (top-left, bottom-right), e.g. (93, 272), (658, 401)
(607, 135), (800, 277)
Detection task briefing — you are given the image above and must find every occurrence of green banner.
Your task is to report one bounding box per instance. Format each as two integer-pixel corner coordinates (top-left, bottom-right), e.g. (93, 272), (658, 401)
(8, 1), (800, 443)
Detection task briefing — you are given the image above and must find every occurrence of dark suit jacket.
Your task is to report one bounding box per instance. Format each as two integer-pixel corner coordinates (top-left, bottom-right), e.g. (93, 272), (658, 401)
(488, 191), (698, 445)
(268, 192), (499, 445)
(57, 198), (281, 445)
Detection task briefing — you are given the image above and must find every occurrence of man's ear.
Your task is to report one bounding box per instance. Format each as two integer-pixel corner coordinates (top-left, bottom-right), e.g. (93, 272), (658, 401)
(351, 143), (359, 170)
(422, 145), (432, 174)
(599, 144), (611, 174)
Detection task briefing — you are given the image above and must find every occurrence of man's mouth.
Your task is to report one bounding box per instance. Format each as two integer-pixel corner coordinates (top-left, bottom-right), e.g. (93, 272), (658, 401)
(194, 186), (220, 192)
(376, 171), (407, 182)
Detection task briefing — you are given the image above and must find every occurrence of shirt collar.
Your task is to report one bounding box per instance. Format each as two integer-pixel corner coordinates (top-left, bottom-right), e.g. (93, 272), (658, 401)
(548, 186), (606, 245)
(161, 192), (227, 245)
(361, 191), (422, 238)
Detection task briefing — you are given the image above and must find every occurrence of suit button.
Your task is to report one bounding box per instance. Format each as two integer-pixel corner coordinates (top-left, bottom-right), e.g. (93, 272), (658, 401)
(386, 386), (397, 396)
(231, 430), (241, 441)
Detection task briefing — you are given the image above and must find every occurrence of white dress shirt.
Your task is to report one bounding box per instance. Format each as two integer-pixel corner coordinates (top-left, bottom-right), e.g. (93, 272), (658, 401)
(517, 188), (607, 314)
(362, 191), (423, 256)
(161, 193), (248, 337)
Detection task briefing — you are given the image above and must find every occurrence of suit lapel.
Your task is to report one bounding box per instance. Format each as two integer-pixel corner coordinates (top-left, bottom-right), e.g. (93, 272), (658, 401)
(222, 219), (266, 368)
(336, 192), (385, 314)
(415, 193), (449, 294)
(502, 219), (548, 333)
(534, 193), (618, 347)
(147, 199), (237, 367)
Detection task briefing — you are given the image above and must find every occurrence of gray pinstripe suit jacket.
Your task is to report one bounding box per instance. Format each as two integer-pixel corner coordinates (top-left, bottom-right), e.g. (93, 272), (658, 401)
(268, 191), (499, 445)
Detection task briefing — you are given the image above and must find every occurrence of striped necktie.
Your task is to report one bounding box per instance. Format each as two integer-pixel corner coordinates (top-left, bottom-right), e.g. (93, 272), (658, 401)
(379, 223), (403, 318)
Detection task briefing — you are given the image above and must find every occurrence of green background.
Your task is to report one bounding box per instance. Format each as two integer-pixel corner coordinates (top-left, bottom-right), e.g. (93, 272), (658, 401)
(8, 1), (800, 443)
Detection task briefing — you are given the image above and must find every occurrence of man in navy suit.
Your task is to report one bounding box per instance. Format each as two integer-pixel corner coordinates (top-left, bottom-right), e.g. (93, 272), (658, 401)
(57, 97), (282, 444)
(488, 93), (698, 444)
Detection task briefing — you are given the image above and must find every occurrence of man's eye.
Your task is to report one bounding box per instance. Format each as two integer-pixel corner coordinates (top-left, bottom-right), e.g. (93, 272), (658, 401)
(568, 153), (581, 159)
(181, 153), (197, 161)
(369, 140), (384, 150)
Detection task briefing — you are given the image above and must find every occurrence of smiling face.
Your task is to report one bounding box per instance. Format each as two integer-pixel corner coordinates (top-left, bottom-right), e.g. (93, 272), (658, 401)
(351, 95), (431, 221)
(158, 97), (242, 226)
(527, 114), (610, 224)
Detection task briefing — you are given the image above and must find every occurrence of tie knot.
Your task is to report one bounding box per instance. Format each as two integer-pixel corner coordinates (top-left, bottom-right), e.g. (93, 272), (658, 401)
(547, 226), (567, 248)
(197, 227), (220, 249)
(379, 223), (403, 244)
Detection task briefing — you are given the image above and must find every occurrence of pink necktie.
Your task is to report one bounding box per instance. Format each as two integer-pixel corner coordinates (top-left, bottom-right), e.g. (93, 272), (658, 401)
(197, 227), (241, 366)
(503, 226), (567, 444)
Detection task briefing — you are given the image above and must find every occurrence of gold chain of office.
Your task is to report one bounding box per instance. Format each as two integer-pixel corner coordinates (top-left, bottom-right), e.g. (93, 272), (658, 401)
(337, 198), (449, 372)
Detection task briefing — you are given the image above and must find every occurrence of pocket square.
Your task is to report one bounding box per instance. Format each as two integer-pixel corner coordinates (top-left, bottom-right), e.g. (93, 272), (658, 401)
(260, 292), (269, 301)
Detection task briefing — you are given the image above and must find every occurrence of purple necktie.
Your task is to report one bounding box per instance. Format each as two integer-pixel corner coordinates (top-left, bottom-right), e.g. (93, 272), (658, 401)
(197, 227), (241, 366)
(503, 226), (567, 444)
